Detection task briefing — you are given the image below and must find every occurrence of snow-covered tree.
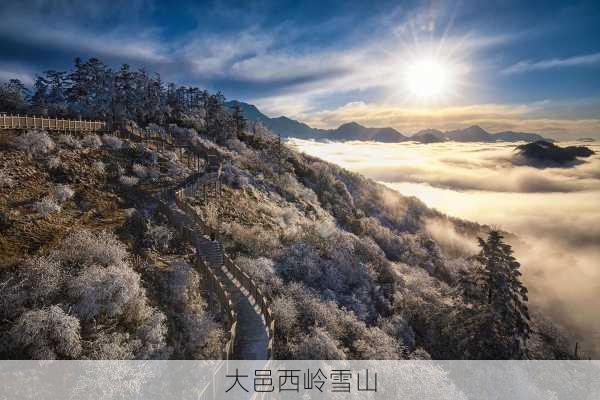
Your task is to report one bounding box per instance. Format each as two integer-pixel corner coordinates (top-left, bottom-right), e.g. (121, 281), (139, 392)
(455, 231), (530, 359)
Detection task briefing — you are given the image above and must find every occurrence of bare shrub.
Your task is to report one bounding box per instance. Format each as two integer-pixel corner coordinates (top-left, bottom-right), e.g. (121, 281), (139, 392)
(156, 262), (224, 359)
(221, 161), (251, 189)
(354, 326), (403, 359)
(34, 196), (61, 217)
(201, 203), (219, 233)
(272, 295), (298, 337)
(58, 134), (81, 149)
(9, 306), (82, 359)
(68, 264), (147, 322)
(169, 124), (197, 141)
(294, 327), (346, 360)
(52, 184), (74, 203)
(116, 164), (126, 176)
(223, 222), (280, 257)
(135, 309), (171, 359)
(380, 314), (416, 351)
(51, 229), (128, 268)
(164, 150), (179, 162)
(81, 134), (102, 149)
(92, 160), (105, 175)
(13, 130), (55, 155)
(235, 256), (283, 297)
(85, 331), (136, 360)
(47, 156), (62, 170)
(0, 256), (63, 321)
(0, 169), (15, 188)
(119, 175), (139, 187)
(132, 163), (148, 178)
(18, 256), (64, 306)
(145, 223), (173, 250)
(101, 134), (123, 150)
(279, 172), (319, 204)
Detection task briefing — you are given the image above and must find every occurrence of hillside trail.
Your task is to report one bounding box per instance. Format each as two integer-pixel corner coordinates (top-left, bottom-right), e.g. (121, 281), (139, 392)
(163, 182), (270, 360)
(134, 126), (271, 361)
(212, 261), (269, 359)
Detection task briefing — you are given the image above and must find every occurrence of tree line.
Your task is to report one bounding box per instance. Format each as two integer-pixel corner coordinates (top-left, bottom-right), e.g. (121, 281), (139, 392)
(0, 57), (246, 138)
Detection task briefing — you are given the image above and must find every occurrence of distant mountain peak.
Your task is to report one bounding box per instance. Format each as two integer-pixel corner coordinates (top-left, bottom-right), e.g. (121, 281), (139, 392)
(228, 100), (553, 144)
(338, 121), (364, 129)
(465, 125), (487, 132)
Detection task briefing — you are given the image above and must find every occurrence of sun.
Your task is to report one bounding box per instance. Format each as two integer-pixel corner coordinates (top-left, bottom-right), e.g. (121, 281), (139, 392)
(404, 58), (453, 100)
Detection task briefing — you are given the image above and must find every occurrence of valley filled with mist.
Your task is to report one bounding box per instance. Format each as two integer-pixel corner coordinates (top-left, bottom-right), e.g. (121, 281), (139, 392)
(293, 139), (600, 355)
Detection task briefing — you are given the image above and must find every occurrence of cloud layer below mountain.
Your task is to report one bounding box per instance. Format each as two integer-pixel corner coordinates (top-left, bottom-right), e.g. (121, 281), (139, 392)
(293, 139), (600, 355)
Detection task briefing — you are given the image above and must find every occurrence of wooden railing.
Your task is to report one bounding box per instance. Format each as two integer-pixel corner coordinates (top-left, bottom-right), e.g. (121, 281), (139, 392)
(224, 255), (276, 356)
(161, 200), (238, 361)
(174, 187), (276, 359)
(192, 246), (237, 359)
(0, 114), (106, 132)
(141, 121), (275, 359)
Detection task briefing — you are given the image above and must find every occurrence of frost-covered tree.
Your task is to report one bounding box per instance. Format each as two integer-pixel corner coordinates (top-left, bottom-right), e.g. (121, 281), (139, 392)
(456, 231), (530, 359)
(294, 327), (346, 360)
(153, 262), (224, 359)
(44, 70), (69, 117)
(0, 79), (28, 113)
(230, 102), (246, 137)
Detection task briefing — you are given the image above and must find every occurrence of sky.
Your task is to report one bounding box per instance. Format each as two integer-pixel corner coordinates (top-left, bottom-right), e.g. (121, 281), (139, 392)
(1, 0), (600, 138)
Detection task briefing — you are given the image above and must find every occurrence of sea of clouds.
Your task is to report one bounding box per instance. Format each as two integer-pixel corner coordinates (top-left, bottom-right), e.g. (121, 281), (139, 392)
(292, 139), (600, 355)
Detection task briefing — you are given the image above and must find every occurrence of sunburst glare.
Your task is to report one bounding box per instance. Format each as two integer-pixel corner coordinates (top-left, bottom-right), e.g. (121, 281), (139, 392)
(404, 57), (454, 99)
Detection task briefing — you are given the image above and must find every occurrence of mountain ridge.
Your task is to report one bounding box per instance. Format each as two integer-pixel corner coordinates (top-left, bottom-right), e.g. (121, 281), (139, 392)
(227, 100), (553, 143)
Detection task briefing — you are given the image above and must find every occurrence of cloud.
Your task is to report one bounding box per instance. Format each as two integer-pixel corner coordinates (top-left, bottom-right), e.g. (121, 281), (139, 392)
(295, 139), (600, 355)
(0, 67), (34, 86)
(361, 164), (590, 193)
(424, 217), (480, 258)
(292, 140), (600, 194)
(503, 52), (600, 74)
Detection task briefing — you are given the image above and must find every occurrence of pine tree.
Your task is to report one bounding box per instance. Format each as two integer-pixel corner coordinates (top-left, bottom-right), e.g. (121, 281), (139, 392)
(0, 79), (29, 113)
(44, 70), (68, 117)
(231, 102), (246, 137)
(457, 230), (530, 359)
(30, 76), (50, 115)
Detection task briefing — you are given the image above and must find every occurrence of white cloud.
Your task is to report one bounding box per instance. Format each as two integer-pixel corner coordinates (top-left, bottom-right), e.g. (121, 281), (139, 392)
(503, 52), (600, 74)
(0, 68), (34, 86)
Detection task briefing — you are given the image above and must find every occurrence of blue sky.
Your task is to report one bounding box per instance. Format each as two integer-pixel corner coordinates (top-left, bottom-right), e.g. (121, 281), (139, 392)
(1, 0), (599, 137)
